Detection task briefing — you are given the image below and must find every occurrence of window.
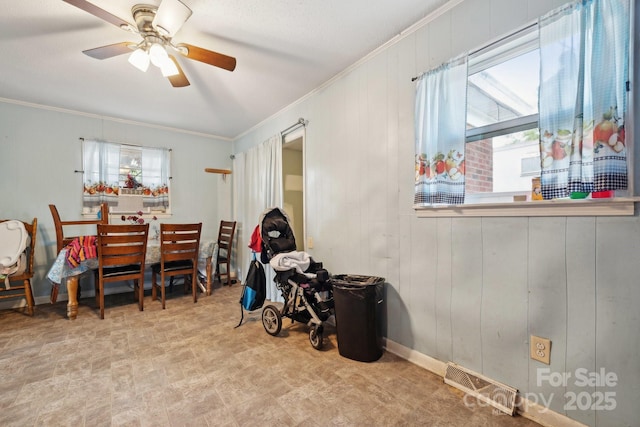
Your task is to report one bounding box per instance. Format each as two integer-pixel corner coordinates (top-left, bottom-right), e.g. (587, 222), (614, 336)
(119, 146), (143, 190)
(464, 26), (541, 203)
(520, 154), (541, 177)
(82, 139), (171, 214)
(414, 0), (632, 215)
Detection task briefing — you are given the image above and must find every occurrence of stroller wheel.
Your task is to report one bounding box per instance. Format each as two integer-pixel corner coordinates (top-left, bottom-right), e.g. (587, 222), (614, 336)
(262, 305), (282, 336)
(309, 325), (324, 350)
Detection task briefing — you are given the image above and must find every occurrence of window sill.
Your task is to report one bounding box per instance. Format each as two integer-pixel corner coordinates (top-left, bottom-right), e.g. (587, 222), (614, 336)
(415, 197), (637, 217)
(82, 212), (172, 220)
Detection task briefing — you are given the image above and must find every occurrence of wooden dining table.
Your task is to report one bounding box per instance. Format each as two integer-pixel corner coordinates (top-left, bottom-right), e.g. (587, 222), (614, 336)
(47, 237), (217, 319)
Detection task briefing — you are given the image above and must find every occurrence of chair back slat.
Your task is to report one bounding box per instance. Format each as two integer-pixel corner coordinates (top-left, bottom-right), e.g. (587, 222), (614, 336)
(162, 241), (199, 253)
(100, 243), (146, 254)
(101, 234), (147, 245)
(101, 247), (147, 264)
(164, 223), (202, 233)
(163, 252), (196, 263)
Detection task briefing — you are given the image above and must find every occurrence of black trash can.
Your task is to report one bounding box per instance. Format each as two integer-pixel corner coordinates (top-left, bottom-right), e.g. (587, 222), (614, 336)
(331, 274), (385, 362)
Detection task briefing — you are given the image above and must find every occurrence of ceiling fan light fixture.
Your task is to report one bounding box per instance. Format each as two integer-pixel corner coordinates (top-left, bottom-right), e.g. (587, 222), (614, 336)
(152, 0), (193, 38)
(160, 58), (180, 77)
(64, 0), (236, 89)
(149, 43), (168, 67)
(128, 48), (150, 72)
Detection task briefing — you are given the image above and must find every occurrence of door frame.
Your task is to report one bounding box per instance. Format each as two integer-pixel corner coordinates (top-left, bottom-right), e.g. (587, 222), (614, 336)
(282, 127), (306, 251)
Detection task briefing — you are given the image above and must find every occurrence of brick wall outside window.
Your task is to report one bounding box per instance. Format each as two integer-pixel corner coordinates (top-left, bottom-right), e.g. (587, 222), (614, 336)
(465, 138), (493, 193)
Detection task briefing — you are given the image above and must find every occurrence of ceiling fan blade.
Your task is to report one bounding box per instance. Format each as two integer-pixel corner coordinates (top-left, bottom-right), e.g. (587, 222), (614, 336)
(62, 0), (132, 30)
(175, 43), (236, 72)
(83, 42), (136, 60)
(167, 56), (190, 88)
(153, 0), (192, 38)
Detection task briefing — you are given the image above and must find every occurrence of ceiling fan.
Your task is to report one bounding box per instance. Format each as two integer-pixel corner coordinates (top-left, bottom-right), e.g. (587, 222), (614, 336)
(63, 0), (236, 87)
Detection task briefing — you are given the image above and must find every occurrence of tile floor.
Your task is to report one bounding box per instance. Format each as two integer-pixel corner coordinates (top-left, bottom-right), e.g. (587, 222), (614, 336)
(0, 282), (542, 427)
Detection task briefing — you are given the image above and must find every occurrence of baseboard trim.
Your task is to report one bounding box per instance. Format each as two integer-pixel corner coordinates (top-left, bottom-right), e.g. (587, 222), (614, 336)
(383, 338), (587, 427)
(383, 337), (447, 377)
(34, 295), (51, 305)
(516, 397), (588, 427)
(32, 284), (136, 306)
(0, 298), (29, 310)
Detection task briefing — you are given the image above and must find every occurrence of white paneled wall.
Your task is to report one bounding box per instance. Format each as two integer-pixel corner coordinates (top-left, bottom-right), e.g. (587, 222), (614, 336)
(233, 1), (638, 425)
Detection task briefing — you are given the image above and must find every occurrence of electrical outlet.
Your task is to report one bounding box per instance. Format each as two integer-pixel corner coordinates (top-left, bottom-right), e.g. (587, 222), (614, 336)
(307, 236), (314, 249)
(530, 335), (551, 364)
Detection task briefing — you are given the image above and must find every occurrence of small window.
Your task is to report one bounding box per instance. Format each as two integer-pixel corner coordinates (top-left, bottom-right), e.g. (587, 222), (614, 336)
(465, 26), (540, 201)
(119, 146), (143, 189)
(520, 154), (541, 177)
(82, 140), (171, 214)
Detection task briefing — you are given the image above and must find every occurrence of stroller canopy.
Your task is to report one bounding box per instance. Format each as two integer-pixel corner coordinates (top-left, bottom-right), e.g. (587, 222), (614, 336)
(259, 207), (296, 263)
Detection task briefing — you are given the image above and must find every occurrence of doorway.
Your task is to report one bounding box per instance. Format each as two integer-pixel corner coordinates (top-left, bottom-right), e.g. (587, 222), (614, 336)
(282, 131), (305, 251)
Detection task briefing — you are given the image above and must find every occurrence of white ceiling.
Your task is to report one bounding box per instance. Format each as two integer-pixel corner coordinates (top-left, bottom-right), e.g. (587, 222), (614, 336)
(0, 0), (447, 139)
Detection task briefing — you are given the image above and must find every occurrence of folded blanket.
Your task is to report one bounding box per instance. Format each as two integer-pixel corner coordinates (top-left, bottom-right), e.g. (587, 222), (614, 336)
(65, 235), (97, 269)
(270, 251), (316, 278)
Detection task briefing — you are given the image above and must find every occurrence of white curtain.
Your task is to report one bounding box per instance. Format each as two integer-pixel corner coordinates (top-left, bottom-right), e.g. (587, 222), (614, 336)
(538, 0), (630, 198)
(414, 55), (468, 205)
(233, 134), (283, 302)
(141, 147), (170, 208)
(82, 139), (120, 208)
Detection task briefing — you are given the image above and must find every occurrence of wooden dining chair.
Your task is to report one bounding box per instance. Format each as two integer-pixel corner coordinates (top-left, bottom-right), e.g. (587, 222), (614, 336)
(49, 203), (109, 302)
(151, 223), (202, 309)
(96, 223), (149, 319)
(0, 218), (37, 315)
(49, 203), (109, 253)
(215, 220), (236, 286)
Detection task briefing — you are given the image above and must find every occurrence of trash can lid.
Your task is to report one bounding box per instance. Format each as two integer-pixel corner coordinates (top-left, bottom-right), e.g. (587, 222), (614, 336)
(331, 274), (385, 286)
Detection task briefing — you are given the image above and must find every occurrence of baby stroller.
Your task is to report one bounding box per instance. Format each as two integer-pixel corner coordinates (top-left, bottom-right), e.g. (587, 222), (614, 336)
(259, 207), (334, 350)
